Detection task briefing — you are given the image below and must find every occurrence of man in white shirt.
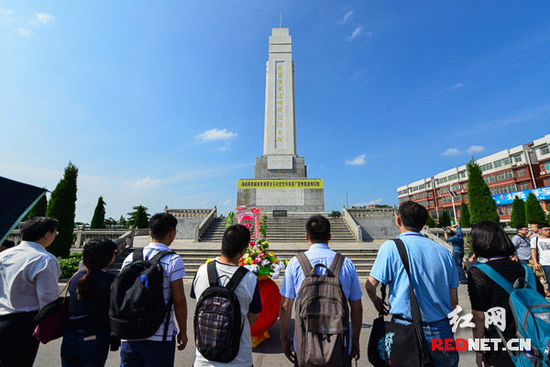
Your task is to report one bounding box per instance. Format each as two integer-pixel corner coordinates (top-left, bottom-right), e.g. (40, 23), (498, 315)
(190, 224), (262, 367)
(0, 217), (60, 367)
(531, 222), (550, 297)
(120, 213), (188, 367)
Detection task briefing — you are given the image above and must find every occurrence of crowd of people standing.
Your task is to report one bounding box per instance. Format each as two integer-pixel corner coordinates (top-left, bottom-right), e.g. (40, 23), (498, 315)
(0, 201), (549, 367)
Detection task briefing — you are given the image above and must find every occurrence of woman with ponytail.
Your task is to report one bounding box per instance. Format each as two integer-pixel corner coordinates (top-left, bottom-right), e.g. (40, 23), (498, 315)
(60, 239), (117, 367)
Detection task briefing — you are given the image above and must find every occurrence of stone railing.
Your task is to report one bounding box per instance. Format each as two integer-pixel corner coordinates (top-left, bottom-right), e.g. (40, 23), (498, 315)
(342, 207), (362, 242)
(421, 228), (452, 252)
(196, 206), (217, 242)
(7, 228), (138, 249)
(166, 208), (212, 219)
(113, 229), (135, 254)
(424, 227), (516, 241)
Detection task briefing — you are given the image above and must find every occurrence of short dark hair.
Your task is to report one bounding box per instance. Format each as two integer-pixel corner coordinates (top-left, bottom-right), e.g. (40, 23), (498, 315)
(221, 224), (250, 258)
(306, 215), (331, 243)
(0, 240), (15, 249)
(444, 228), (456, 237)
(539, 222), (550, 229)
(516, 225), (527, 231)
(398, 201), (428, 232)
(78, 239), (117, 299)
(21, 217), (58, 241)
(149, 213), (178, 239)
(471, 220), (515, 258)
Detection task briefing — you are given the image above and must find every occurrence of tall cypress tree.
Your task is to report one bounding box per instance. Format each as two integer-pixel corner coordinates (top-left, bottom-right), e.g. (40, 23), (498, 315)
(509, 196), (527, 228)
(439, 211), (451, 227)
(27, 194), (48, 218)
(459, 202), (471, 228)
(466, 160), (500, 225)
(90, 196), (106, 229)
(426, 215), (436, 228)
(127, 205), (150, 229)
(46, 162), (78, 257)
(525, 193), (546, 224)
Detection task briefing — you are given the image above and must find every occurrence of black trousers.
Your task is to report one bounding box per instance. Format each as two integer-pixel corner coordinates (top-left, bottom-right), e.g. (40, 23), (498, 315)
(0, 311), (39, 367)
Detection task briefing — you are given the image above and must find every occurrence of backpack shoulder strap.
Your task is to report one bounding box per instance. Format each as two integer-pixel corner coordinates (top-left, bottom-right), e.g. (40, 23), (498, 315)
(225, 266), (249, 292)
(296, 252), (313, 277)
(522, 264), (537, 290)
(207, 260), (218, 287)
(474, 263), (514, 294)
(148, 250), (175, 264)
(133, 248), (144, 262)
(328, 252), (345, 281)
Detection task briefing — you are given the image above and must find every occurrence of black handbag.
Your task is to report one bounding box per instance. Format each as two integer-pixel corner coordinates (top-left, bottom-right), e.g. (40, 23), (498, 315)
(367, 238), (434, 367)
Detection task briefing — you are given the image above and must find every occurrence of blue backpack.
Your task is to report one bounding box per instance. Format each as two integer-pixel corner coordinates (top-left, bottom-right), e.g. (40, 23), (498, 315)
(475, 263), (550, 367)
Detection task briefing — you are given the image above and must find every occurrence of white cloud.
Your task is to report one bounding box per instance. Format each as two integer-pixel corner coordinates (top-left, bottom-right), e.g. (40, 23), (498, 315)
(345, 153), (366, 166)
(467, 145), (485, 154)
(34, 13), (54, 25)
(339, 11), (354, 24)
(0, 8), (13, 15)
(352, 198), (383, 207)
(442, 148), (461, 156)
(18, 28), (31, 37)
(349, 26), (363, 40)
(446, 82), (465, 90)
(196, 128), (237, 142)
(131, 176), (162, 189)
(223, 199), (231, 205)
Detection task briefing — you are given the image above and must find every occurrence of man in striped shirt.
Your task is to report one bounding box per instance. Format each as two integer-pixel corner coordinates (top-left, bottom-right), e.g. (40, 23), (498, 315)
(120, 213), (188, 367)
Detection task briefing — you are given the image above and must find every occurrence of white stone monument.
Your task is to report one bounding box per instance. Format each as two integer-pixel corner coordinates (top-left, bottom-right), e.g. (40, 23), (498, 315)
(237, 28), (325, 214)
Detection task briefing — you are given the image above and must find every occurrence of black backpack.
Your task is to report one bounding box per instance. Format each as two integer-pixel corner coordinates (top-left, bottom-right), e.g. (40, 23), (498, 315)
(194, 261), (248, 363)
(110, 248), (174, 341)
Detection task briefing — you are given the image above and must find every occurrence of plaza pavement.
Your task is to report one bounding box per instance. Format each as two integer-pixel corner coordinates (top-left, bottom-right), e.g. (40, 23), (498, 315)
(36, 280), (476, 366)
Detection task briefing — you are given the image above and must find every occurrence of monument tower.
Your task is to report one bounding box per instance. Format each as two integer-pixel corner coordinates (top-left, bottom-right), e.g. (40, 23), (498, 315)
(237, 28), (325, 214)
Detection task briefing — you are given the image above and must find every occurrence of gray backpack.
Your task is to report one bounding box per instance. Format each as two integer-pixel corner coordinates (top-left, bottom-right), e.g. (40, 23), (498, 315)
(295, 252), (350, 367)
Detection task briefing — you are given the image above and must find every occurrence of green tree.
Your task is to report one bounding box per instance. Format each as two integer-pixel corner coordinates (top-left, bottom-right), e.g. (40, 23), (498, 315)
(459, 202), (471, 228)
(90, 196), (106, 229)
(127, 205), (150, 229)
(118, 215), (127, 228)
(439, 211), (451, 227)
(509, 196), (527, 228)
(46, 162), (78, 257)
(525, 193), (546, 224)
(426, 215), (436, 228)
(27, 194), (47, 218)
(466, 160), (500, 225)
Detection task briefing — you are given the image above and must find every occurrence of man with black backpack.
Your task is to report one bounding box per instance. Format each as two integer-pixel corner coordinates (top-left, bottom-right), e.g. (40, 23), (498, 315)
(365, 201), (459, 367)
(190, 224), (262, 367)
(279, 215), (363, 367)
(114, 213), (188, 367)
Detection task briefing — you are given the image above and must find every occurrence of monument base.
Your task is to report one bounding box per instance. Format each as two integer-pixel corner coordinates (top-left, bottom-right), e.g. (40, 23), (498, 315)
(254, 156), (307, 179)
(237, 179), (324, 213)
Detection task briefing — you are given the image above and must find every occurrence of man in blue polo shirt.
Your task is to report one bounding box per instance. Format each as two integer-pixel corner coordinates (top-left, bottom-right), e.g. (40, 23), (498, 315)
(365, 201), (459, 367)
(279, 215), (363, 366)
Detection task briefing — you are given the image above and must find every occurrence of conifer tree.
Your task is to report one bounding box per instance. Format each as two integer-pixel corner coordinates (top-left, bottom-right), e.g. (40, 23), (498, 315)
(90, 196), (106, 229)
(118, 216), (127, 227)
(127, 205), (150, 229)
(46, 162), (78, 257)
(509, 196), (527, 228)
(439, 211), (451, 227)
(466, 160), (500, 225)
(525, 193), (546, 224)
(27, 194), (47, 218)
(459, 202), (471, 228)
(426, 215), (436, 228)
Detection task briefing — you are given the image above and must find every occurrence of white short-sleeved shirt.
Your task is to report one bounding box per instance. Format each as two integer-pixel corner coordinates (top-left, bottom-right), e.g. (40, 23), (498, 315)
(190, 259), (261, 367)
(531, 237), (550, 266)
(0, 241), (60, 315)
(121, 243), (185, 341)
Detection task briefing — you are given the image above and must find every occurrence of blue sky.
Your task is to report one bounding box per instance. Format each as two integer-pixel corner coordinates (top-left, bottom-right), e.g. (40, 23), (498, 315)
(1, 1), (550, 222)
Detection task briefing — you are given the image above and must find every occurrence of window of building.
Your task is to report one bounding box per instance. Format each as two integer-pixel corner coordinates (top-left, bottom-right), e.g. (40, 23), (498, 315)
(540, 145), (550, 155)
(490, 188), (499, 195)
(459, 171), (466, 178)
(519, 182), (529, 190)
(499, 184), (517, 194)
(437, 177), (448, 185)
(440, 197), (452, 204)
(516, 168), (526, 177)
(496, 171), (514, 181)
(439, 186), (450, 194)
(480, 163), (493, 172)
(450, 183), (461, 191)
(543, 162), (550, 172)
(513, 154), (523, 163)
(494, 157), (511, 169)
(448, 174), (458, 182)
(483, 175), (496, 183)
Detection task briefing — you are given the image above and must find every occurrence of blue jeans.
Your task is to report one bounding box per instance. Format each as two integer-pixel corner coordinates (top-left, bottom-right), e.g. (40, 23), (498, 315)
(518, 260), (530, 265)
(120, 339), (175, 367)
(61, 330), (110, 367)
(452, 251), (467, 283)
(393, 317), (459, 367)
(542, 265), (550, 292)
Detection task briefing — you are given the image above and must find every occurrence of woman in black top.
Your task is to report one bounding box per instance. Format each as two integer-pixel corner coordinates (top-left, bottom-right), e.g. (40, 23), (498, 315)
(467, 221), (544, 367)
(61, 239), (117, 367)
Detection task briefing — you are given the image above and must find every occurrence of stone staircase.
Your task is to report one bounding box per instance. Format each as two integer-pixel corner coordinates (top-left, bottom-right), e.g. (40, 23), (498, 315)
(200, 216), (357, 243)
